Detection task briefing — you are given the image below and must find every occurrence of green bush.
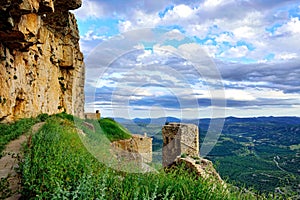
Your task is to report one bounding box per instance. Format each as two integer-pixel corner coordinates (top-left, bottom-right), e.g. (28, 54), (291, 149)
(181, 153), (187, 158)
(54, 112), (74, 122)
(36, 113), (49, 122)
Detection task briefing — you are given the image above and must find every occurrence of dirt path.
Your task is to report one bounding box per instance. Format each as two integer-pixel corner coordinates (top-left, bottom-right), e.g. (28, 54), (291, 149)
(0, 122), (45, 200)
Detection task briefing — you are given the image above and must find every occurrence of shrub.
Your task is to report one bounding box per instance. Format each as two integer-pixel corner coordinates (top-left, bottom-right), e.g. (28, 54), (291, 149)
(54, 112), (74, 122)
(181, 153), (187, 158)
(37, 113), (49, 122)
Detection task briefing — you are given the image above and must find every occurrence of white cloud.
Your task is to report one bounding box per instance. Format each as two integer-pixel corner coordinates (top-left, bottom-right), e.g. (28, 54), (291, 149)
(165, 4), (196, 18)
(202, 44), (219, 58)
(202, 0), (232, 9)
(186, 24), (211, 39)
(275, 17), (300, 35)
(118, 20), (133, 33)
(220, 45), (249, 58)
(225, 89), (256, 101)
(162, 29), (186, 40)
(178, 43), (202, 57)
(233, 26), (256, 39)
(275, 52), (298, 60)
(194, 88), (255, 101)
(81, 30), (107, 41)
(134, 10), (161, 27)
(73, 0), (104, 20)
(116, 10), (161, 32)
(214, 33), (235, 44)
(136, 50), (153, 63)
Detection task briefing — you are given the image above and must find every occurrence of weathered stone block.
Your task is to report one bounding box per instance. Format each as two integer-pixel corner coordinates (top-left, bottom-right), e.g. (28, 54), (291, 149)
(112, 134), (153, 163)
(162, 123), (199, 167)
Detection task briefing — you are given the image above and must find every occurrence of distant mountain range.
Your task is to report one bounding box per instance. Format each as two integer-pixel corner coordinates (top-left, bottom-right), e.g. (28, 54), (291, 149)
(114, 116), (300, 126)
(114, 116), (181, 125)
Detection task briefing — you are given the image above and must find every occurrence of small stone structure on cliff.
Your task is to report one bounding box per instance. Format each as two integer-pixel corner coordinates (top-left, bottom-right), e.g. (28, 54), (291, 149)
(162, 123), (199, 167)
(0, 0), (84, 122)
(85, 110), (101, 120)
(111, 134), (153, 163)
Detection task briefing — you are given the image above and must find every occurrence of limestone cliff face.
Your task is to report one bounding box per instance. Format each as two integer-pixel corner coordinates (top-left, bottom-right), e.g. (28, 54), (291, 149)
(0, 0), (84, 122)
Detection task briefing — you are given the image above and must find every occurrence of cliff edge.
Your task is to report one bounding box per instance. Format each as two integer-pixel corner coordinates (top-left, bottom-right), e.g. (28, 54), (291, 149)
(0, 0), (84, 122)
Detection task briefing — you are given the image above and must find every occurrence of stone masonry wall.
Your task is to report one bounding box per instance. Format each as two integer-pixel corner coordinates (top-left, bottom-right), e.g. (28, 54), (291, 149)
(162, 123), (199, 167)
(111, 134), (153, 163)
(0, 0), (84, 122)
(84, 110), (101, 120)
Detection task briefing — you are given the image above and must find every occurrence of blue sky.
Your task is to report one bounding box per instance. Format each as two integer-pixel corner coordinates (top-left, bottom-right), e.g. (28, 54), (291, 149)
(73, 0), (300, 119)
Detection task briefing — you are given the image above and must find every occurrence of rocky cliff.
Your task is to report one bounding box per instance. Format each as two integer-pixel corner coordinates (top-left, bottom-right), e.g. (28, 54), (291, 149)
(0, 0), (84, 122)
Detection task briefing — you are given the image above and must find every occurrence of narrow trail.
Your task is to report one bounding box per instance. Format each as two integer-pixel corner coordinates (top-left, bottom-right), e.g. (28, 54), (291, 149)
(273, 156), (287, 173)
(0, 122), (45, 200)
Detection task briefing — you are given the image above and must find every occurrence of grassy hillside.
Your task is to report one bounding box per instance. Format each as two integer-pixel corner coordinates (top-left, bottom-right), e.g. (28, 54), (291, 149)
(98, 117), (132, 142)
(14, 114), (276, 199)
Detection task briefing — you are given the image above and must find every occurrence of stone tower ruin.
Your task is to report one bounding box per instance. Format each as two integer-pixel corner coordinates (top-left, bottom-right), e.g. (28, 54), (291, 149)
(162, 123), (199, 167)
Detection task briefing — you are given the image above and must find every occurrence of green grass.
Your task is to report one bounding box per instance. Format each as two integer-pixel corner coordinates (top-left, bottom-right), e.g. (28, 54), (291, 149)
(0, 117), (38, 158)
(98, 118), (132, 142)
(19, 114), (287, 200)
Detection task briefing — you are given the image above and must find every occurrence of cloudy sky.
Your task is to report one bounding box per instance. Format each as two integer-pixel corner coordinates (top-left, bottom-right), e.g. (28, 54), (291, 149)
(73, 0), (300, 119)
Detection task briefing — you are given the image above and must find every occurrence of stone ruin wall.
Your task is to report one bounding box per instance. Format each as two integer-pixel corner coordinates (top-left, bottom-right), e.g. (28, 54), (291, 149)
(84, 110), (101, 120)
(179, 123), (199, 157)
(162, 123), (199, 167)
(0, 0), (84, 122)
(111, 134), (153, 163)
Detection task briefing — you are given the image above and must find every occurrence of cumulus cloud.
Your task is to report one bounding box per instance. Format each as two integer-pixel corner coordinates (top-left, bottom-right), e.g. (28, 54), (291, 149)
(220, 45), (249, 58)
(274, 17), (300, 36)
(163, 4), (197, 19)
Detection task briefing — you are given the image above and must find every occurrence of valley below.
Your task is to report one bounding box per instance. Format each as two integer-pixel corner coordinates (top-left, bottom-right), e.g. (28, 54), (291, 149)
(117, 116), (300, 197)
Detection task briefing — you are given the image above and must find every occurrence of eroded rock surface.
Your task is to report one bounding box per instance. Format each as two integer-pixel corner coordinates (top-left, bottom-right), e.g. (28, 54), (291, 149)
(174, 156), (224, 183)
(0, 0), (84, 122)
